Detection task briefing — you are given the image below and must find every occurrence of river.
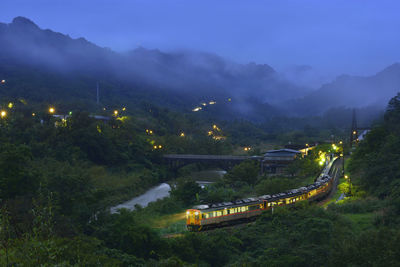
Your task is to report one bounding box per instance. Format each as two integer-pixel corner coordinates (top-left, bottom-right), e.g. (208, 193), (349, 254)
(110, 183), (171, 214)
(110, 169), (226, 213)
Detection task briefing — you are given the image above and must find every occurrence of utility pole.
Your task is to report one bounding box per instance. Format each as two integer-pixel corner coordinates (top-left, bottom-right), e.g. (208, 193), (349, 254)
(96, 82), (100, 105)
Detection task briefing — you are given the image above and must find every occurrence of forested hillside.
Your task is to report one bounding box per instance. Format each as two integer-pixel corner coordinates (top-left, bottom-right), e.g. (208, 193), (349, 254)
(0, 13), (400, 267)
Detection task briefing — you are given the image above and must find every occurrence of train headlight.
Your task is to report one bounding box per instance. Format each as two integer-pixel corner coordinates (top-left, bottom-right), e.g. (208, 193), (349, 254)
(194, 212), (199, 216)
(186, 211), (190, 215)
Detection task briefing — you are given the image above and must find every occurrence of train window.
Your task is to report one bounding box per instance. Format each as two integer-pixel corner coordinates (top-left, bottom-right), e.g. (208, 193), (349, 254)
(217, 211), (222, 216)
(230, 208), (235, 214)
(249, 205), (259, 211)
(223, 209), (227, 215)
(213, 211), (216, 217)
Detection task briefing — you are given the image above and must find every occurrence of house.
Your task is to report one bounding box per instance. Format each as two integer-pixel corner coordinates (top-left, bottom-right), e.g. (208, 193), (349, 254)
(262, 149), (301, 175)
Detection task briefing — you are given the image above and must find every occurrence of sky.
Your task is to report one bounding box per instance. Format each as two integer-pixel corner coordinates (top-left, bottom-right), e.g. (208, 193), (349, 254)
(1, 0), (400, 78)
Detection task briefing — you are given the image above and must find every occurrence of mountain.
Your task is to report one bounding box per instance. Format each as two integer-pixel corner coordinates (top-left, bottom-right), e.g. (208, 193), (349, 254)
(288, 63), (400, 115)
(0, 16), (310, 120)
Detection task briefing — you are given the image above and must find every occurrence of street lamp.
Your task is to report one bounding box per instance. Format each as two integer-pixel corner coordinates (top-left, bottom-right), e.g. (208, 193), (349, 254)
(49, 107), (55, 114)
(0, 110), (6, 118)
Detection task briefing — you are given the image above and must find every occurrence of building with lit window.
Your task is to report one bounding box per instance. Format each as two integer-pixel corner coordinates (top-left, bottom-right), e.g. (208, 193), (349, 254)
(262, 149), (301, 175)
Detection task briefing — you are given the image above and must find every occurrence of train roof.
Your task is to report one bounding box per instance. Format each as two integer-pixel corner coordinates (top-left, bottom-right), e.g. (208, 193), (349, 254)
(191, 174), (332, 212)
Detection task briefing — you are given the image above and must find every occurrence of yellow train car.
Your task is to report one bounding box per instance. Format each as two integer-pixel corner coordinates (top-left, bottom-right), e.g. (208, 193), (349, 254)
(186, 173), (334, 232)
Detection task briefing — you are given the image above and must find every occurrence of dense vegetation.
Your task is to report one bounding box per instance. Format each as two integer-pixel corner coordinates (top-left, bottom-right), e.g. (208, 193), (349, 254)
(0, 90), (398, 265)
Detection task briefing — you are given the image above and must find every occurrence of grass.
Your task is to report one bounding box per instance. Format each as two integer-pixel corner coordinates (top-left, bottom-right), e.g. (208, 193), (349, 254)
(151, 212), (187, 236)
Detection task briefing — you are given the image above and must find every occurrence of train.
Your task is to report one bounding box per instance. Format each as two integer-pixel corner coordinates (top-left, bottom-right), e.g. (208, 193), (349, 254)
(186, 157), (338, 231)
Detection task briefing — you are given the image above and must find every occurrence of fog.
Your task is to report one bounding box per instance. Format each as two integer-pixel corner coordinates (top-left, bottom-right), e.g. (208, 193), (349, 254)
(0, 15), (400, 122)
(2, 1), (400, 77)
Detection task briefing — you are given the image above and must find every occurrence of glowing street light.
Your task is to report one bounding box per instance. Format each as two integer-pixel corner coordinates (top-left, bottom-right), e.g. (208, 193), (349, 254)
(32, 113), (36, 117)
(114, 110), (118, 116)
(49, 107), (55, 114)
(180, 132), (185, 137)
(8, 102), (13, 109)
(0, 110), (6, 118)
(1, 80), (5, 84)
(122, 107), (126, 111)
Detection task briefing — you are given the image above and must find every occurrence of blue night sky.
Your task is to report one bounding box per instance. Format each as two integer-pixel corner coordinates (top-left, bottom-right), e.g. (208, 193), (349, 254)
(1, 0), (400, 77)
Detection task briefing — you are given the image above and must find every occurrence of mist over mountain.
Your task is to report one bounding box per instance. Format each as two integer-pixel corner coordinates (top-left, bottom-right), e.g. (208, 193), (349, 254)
(0, 16), (398, 124)
(288, 63), (400, 116)
(0, 17), (309, 120)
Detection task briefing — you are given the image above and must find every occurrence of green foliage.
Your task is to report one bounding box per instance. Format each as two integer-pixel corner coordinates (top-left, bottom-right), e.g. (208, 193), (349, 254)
(224, 160), (260, 185)
(349, 93), (400, 199)
(170, 178), (201, 205)
(93, 209), (167, 260)
(255, 177), (299, 195)
(0, 144), (39, 199)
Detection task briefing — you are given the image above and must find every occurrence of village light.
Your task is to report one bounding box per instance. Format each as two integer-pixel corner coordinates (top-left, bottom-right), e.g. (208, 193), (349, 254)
(49, 107), (55, 114)
(114, 110), (118, 116)
(0, 110), (6, 118)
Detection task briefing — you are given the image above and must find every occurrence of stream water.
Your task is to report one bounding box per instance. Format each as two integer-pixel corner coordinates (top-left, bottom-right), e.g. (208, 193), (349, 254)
(110, 169), (226, 213)
(110, 183), (171, 213)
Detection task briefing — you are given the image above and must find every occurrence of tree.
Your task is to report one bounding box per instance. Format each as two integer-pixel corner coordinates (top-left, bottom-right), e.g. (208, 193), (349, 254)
(170, 178), (201, 205)
(225, 160), (260, 185)
(0, 144), (38, 199)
